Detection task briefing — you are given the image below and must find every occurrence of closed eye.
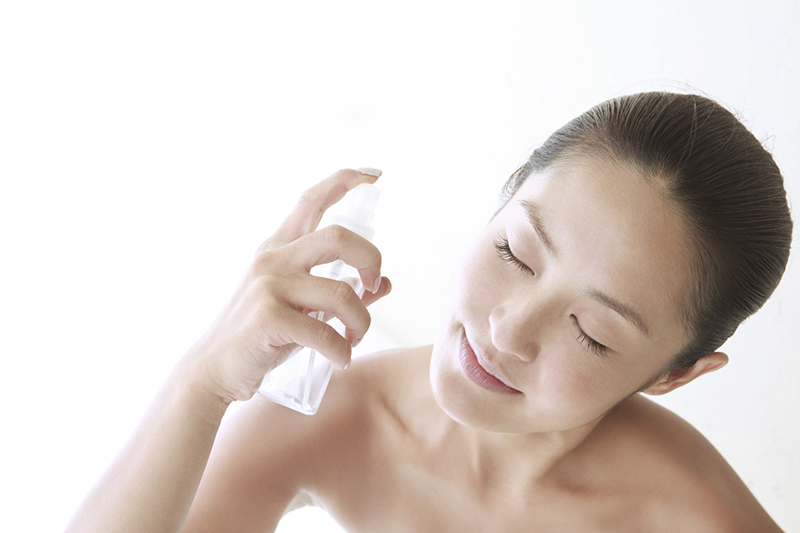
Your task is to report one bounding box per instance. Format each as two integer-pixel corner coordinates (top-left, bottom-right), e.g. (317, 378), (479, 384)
(570, 315), (608, 357)
(494, 237), (534, 275)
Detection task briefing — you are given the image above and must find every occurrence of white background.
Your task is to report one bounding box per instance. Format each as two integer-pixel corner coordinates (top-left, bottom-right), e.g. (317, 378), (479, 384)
(1, 1), (798, 531)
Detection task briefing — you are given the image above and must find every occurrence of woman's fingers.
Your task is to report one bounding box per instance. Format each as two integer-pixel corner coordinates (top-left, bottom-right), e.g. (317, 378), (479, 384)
(280, 309), (355, 370)
(288, 224), (383, 293)
(283, 275), (389, 369)
(190, 168), (389, 403)
(277, 274), (373, 347)
(360, 276), (391, 308)
(342, 276), (392, 348)
(263, 168), (381, 251)
(277, 274), (392, 360)
(252, 224), (383, 302)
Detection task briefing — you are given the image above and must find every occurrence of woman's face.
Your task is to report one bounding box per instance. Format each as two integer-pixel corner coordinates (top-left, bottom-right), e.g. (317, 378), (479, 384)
(430, 159), (693, 433)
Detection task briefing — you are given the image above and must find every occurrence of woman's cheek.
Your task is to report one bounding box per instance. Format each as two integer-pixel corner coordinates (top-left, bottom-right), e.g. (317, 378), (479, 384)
(454, 257), (502, 310)
(538, 354), (611, 412)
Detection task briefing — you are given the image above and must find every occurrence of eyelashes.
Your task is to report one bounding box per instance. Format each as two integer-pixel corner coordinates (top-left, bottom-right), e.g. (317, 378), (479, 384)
(494, 235), (609, 358)
(571, 316), (609, 357)
(493, 237), (534, 274)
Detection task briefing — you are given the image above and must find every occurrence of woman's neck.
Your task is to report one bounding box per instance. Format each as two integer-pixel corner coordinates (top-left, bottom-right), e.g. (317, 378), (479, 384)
(447, 411), (606, 495)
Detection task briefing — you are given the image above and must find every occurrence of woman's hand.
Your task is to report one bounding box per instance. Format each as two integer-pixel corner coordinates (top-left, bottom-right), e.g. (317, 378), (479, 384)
(65, 168), (389, 533)
(183, 168), (390, 404)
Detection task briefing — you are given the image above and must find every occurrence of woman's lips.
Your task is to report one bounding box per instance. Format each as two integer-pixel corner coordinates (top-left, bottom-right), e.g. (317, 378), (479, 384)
(459, 330), (522, 394)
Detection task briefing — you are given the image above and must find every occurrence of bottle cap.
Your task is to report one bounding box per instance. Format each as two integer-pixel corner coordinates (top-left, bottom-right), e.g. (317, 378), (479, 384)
(346, 183), (381, 227)
(331, 183), (381, 241)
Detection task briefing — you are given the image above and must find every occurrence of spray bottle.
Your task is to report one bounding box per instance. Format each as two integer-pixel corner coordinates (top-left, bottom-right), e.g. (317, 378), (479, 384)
(255, 182), (381, 415)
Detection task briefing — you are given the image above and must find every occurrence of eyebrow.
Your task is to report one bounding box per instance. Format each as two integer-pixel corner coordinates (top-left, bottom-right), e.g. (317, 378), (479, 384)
(587, 289), (651, 339)
(520, 201), (559, 257)
(518, 200), (651, 339)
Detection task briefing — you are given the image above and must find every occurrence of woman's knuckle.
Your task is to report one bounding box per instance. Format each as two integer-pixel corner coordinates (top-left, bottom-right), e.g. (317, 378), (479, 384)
(254, 236), (277, 256)
(330, 168), (357, 183)
(251, 249), (277, 274)
(324, 223), (348, 244)
(317, 322), (340, 348)
(371, 246), (383, 269)
(253, 274), (271, 294)
(254, 276), (285, 307)
(329, 172), (353, 194)
(331, 280), (354, 305)
(253, 304), (271, 329)
(254, 286), (277, 312)
(297, 189), (324, 220)
(361, 308), (372, 331)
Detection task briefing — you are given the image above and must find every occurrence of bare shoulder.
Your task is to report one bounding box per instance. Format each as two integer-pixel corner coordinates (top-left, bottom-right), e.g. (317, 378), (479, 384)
(313, 344), (436, 452)
(183, 346), (428, 532)
(218, 345), (429, 476)
(601, 394), (783, 532)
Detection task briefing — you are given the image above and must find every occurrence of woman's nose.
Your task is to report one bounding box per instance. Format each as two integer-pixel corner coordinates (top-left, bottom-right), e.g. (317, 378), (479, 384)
(489, 301), (544, 362)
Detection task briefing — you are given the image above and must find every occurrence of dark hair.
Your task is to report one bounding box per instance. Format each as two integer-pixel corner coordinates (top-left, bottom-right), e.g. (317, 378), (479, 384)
(499, 92), (793, 377)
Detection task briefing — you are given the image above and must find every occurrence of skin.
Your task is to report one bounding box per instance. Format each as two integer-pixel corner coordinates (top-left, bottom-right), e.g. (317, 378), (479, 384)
(65, 164), (784, 533)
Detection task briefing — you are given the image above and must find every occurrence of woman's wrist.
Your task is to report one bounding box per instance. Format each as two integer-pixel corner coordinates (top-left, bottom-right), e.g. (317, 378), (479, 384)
(168, 351), (233, 427)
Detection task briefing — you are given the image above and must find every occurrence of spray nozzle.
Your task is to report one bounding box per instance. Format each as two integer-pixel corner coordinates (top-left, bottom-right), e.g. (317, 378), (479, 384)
(343, 183), (381, 227)
(329, 183), (381, 241)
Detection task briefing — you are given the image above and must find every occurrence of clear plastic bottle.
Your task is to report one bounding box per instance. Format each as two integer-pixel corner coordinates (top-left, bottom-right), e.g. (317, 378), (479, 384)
(255, 183), (381, 415)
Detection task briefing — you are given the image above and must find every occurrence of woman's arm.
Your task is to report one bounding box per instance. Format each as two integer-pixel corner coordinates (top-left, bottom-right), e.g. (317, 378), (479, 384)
(181, 376), (367, 533)
(64, 168), (389, 533)
(64, 362), (229, 533)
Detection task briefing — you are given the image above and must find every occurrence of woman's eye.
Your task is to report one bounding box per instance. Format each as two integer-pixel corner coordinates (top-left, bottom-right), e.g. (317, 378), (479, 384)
(494, 237), (534, 275)
(570, 315), (608, 357)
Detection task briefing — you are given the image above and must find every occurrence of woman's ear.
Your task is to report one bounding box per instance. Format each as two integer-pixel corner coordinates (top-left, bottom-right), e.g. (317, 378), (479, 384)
(642, 352), (729, 396)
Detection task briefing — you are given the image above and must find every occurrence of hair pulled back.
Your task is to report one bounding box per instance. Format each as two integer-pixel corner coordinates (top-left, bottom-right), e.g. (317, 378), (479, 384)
(500, 92), (792, 376)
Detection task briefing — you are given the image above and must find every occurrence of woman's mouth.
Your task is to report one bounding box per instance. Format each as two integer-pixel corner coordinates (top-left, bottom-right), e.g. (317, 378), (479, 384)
(458, 330), (522, 394)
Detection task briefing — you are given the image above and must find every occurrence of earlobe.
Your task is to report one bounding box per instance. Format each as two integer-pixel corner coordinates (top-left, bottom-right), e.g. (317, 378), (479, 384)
(643, 352), (729, 396)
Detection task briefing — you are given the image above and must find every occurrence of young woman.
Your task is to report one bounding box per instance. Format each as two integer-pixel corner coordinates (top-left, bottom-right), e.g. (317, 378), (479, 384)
(66, 92), (792, 532)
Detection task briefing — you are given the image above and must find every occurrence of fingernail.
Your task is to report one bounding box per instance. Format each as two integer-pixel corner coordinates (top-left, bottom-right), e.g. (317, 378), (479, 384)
(351, 337), (362, 348)
(343, 361), (351, 370)
(372, 275), (382, 294)
(357, 167), (382, 178)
